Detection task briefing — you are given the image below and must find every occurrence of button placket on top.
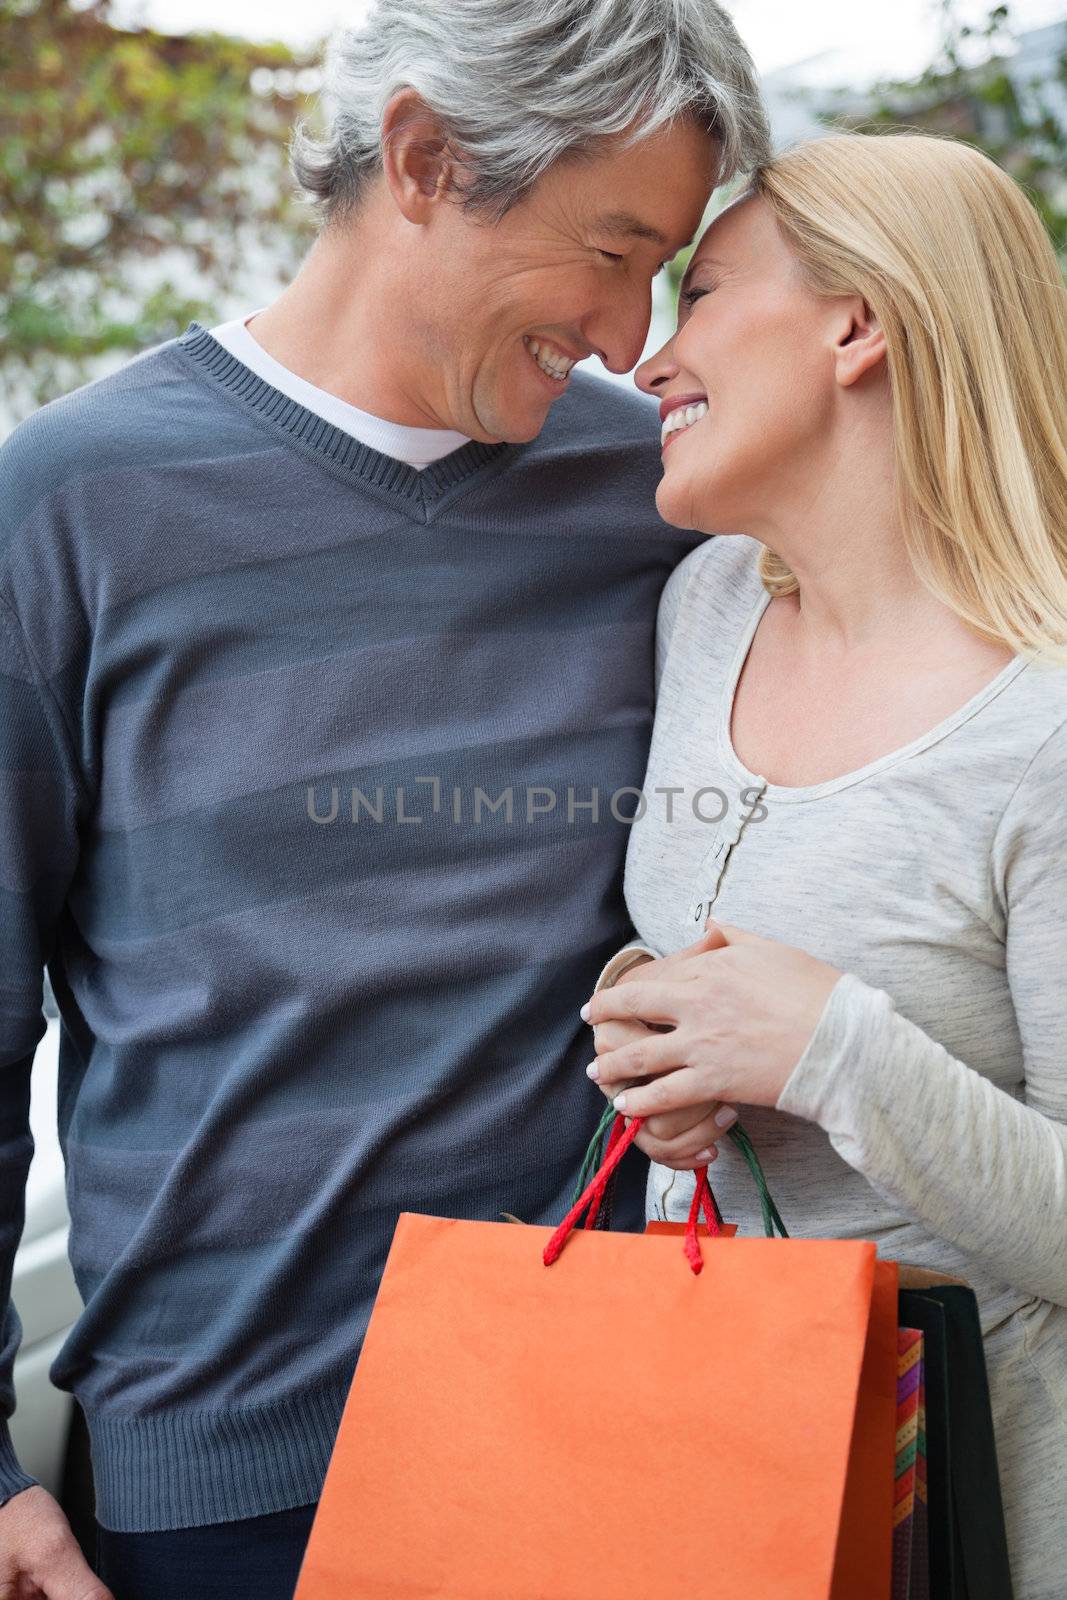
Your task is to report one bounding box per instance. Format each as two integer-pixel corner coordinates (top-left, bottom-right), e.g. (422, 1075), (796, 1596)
(685, 780), (768, 930)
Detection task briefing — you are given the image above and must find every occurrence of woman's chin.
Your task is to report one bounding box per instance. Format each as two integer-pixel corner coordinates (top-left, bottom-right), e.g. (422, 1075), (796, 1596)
(654, 474), (688, 529)
(655, 471), (709, 534)
(657, 462), (746, 537)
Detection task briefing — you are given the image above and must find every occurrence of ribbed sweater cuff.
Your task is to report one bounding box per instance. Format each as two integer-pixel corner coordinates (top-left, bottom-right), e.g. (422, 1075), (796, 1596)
(0, 1423), (39, 1507)
(88, 1380), (351, 1532)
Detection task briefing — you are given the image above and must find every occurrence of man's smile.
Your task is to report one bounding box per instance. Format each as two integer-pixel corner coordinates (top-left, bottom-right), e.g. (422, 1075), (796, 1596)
(522, 334), (579, 384)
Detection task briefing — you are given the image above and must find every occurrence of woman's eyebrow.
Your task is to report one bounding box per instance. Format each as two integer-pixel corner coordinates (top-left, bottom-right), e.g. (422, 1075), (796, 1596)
(680, 254), (725, 293)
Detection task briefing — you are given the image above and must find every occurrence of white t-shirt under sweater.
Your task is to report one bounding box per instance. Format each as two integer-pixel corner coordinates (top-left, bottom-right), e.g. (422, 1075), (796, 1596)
(597, 531), (1067, 1600)
(208, 311), (471, 467)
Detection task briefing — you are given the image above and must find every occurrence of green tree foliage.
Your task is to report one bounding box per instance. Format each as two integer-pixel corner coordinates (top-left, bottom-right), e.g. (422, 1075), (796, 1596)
(665, 1), (1067, 307)
(842, 2), (1067, 266)
(0, 0), (318, 413)
(5, 0), (1062, 416)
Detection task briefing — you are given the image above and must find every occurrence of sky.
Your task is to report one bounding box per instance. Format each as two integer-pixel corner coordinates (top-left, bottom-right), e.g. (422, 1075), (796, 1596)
(111, 0), (1067, 81)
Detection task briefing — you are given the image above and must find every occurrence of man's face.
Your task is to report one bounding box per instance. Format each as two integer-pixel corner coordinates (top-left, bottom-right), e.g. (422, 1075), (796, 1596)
(408, 120), (720, 443)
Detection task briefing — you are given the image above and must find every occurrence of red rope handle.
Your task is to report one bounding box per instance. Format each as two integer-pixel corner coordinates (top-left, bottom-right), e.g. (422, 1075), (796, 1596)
(543, 1114), (642, 1265)
(543, 1113), (722, 1274)
(583, 1111), (628, 1232)
(684, 1164), (721, 1274)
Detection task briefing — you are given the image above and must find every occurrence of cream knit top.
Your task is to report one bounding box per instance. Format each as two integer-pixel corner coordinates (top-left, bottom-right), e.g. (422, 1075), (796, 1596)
(596, 532), (1067, 1600)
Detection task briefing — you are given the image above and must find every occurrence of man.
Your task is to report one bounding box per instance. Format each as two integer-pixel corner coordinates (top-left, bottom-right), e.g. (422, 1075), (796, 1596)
(0, 1), (768, 1593)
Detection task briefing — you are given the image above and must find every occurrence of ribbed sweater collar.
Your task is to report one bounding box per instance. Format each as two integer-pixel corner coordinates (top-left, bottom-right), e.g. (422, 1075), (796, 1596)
(175, 321), (514, 509)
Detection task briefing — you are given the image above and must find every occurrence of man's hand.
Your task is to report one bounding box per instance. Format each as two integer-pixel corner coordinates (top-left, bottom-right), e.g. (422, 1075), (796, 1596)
(585, 928), (738, 1171)
(0, 1483), (114, 1600)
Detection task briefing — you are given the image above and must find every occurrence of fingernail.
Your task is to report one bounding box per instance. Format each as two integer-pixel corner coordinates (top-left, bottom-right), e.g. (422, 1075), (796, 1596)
(585, 1061), (600, 1081)
(715, 1107), (738, 1129)
(694, 1148), (715, 1163)
(613, 1093), (627, 1113)
(579, 1002), (591, 1021)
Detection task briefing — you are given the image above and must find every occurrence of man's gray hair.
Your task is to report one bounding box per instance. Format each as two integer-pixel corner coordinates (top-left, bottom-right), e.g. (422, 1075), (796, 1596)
(291, 0), (770, 225)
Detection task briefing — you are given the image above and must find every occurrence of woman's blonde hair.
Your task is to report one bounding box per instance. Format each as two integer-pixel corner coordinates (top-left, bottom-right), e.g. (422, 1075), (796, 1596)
(749, 131), (1067, 664)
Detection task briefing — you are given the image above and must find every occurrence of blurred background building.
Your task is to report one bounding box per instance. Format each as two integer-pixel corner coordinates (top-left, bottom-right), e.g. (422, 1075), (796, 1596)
(3, 0), (1066, 434)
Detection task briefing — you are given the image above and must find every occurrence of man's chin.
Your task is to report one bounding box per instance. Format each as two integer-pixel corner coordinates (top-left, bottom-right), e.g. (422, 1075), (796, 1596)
(475, 403), (555, 447)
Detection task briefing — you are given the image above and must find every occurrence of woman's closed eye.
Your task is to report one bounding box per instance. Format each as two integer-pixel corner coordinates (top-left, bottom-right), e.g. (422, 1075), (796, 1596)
(678, 285), (712, 311)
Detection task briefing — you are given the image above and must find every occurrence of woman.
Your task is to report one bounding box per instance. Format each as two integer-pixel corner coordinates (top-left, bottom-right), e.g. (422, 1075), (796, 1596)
(581, 132), (1067, 1598)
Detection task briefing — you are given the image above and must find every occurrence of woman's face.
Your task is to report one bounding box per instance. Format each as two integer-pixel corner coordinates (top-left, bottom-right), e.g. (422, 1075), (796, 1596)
(636, 193), (875, 535)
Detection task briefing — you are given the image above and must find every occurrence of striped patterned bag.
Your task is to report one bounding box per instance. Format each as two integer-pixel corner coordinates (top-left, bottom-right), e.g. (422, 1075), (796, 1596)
(894, 1327), (930, 1600)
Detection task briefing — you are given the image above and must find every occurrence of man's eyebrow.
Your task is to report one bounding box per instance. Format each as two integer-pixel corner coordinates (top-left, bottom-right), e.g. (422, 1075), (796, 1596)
(593, 209), (671, 247)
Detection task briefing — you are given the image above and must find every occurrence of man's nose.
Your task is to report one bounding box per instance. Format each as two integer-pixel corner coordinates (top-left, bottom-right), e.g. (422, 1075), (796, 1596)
(584, 284), (655, 377)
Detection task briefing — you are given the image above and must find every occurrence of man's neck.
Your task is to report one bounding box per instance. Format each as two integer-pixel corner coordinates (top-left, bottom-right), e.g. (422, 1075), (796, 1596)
(247, 213), (447, 429)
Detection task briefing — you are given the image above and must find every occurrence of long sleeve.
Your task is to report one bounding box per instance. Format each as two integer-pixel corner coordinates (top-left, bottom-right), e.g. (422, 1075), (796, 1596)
(0, 595), (86, 1505)
(777, 718), (1067, 1307)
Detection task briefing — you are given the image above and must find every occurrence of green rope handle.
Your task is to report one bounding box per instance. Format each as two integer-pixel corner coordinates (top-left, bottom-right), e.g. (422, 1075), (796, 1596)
(572, 1101), (618, 1202)
(573, 1105), (789, 1239)
(728, 1122), (789, 1239)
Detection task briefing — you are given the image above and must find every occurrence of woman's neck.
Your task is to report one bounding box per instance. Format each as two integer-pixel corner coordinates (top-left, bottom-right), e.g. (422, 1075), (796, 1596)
(740, 417), (958, 656)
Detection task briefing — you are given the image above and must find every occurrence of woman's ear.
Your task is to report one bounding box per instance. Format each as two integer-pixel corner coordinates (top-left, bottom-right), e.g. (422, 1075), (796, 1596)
(380, 88), (457, 224)
(832, 296), (887, 389)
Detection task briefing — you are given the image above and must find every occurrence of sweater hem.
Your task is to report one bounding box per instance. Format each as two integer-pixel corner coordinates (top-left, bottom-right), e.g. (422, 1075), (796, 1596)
(86, 1379), (351, 1532)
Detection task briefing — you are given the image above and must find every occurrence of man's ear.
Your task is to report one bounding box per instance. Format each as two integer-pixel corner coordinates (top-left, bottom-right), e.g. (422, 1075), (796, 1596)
(832, 296), (887, 389)
(380, 88), (457, 223)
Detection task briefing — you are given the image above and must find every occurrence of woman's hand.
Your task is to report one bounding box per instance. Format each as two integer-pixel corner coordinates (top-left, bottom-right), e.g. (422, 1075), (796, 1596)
(582, 920), (842, 1120)
(587, 929), (743, 1170)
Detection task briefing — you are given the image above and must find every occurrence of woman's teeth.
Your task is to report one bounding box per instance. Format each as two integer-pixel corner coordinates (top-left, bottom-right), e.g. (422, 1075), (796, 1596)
(524, 336), (577, 382)
(661, 400), (709, 448)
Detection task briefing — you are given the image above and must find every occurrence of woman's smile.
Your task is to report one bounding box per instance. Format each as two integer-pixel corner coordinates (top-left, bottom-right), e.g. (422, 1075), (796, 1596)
(659, 393), (709, 451)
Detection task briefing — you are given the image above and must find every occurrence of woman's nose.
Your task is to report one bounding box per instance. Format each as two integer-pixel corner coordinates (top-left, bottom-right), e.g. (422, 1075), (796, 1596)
(635, 335), (678, 396)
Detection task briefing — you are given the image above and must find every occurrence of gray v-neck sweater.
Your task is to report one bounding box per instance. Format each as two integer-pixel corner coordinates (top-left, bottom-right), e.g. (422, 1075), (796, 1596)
(604, 531), (1067, 1600)
(0, 324), (699, 1530)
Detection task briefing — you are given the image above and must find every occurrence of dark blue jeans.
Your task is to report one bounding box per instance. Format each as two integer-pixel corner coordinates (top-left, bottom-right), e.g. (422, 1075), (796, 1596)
(94, 1503), (318, 1600)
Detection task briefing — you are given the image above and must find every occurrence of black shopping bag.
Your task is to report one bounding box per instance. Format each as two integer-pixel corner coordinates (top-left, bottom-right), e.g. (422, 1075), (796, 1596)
(898, 1284), (1013, 1600)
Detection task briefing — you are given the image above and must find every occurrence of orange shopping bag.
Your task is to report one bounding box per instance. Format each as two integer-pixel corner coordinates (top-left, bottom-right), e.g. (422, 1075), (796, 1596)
(295, 1115), (898, 1600)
